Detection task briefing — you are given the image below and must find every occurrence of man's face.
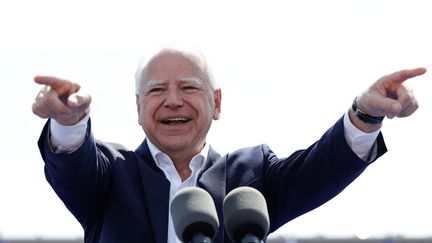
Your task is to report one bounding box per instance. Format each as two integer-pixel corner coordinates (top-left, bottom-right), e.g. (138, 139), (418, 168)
(136, 51), (221, 157)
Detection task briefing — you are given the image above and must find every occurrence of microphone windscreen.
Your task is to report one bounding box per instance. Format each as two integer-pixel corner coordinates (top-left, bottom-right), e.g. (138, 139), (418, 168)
(170, 187), (219, 242)
(223, 186), (270, 242)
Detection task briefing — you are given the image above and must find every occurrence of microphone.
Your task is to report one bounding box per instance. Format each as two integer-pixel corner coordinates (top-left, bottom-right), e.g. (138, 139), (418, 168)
(170, 187), (219, 243)
(223, 187), (270, 243)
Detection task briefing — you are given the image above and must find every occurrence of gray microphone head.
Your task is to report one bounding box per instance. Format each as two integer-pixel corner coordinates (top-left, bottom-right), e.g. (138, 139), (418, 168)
(223, 186), (270, 242)
(170, 187), (219, 242)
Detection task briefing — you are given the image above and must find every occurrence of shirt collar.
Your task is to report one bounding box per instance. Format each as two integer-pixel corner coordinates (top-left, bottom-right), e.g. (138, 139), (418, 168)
(146, 139), (209, 173)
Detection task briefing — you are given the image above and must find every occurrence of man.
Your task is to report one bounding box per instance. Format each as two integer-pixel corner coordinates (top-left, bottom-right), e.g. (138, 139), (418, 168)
(32, 47), (426, 243)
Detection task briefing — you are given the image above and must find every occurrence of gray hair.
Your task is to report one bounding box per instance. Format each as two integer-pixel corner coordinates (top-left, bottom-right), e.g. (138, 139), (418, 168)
(134, 45), (216, 95)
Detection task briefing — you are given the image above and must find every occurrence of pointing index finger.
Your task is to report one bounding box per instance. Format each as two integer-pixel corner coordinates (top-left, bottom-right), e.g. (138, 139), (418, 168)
(385, 67), (427, 84)
(34, 76), (72, 89)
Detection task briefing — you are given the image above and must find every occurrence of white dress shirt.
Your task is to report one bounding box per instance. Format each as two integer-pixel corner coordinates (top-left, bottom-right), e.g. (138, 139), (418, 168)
(48, 112), (380, 242)
(147, 139), (208, 243)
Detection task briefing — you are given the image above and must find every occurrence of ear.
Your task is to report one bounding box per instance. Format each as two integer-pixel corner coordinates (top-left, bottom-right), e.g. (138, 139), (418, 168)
(212, 88), (222, 120)
(136, 95), (142, 125)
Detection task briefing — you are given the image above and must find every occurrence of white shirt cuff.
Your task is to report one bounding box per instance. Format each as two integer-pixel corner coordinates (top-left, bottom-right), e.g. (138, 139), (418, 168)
(49, 114), (90, 153)
(343, 111), (380, 161)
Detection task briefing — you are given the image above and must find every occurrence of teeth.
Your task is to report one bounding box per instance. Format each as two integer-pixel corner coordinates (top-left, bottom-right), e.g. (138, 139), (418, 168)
(165, 118), (187, 122)
(163, 117), (189, 124)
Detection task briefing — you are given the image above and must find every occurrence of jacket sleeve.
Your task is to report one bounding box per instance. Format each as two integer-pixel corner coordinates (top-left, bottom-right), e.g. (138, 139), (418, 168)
(261, 115), (387, 232)
(38, 119), (113, 229)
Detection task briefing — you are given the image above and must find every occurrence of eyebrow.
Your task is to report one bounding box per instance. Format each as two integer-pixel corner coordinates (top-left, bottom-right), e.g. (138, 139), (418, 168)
(145, 80), (164, 87)
(146, 77), (204, 87)
(178, 76), (204, 85)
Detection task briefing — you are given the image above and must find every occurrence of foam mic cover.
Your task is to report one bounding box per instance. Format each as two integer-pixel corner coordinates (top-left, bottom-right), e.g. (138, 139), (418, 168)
(223, 186), (270, 242)
(170, 187), (219, 242)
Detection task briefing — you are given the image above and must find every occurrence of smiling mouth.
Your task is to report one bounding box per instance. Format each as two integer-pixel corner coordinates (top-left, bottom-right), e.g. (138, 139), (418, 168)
(162, 117), (191, 125)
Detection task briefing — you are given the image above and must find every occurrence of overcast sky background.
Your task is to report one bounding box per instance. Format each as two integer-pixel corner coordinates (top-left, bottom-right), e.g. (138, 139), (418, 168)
(0, 0), (431, 240)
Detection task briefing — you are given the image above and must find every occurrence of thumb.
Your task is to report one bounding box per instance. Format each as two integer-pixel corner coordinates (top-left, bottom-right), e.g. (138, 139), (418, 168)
(67, 92), (92, 111)
(369, 95), (402, 118)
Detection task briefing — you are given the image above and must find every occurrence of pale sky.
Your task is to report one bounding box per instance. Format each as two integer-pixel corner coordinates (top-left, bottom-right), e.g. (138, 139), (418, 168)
(0, 0), (431, 240)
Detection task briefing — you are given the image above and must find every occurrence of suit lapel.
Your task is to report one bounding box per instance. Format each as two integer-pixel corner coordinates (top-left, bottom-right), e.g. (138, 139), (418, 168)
(197, 147), (227, 242)
(135, 139), (170, 243)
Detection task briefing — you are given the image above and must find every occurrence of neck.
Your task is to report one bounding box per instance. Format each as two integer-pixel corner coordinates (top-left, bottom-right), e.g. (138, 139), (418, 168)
(169, 154), (193, 181)
(146, 139), (206, 182)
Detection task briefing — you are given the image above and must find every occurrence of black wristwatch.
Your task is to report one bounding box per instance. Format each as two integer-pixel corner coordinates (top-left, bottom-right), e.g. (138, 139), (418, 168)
(351, 97), (384, 124)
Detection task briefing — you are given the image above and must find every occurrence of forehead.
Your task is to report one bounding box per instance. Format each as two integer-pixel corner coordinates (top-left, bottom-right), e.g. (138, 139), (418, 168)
(143, 51), (207, 83)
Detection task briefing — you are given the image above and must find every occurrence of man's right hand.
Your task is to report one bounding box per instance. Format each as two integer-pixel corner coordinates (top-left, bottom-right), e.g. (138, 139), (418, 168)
(32, 76), (91, 126)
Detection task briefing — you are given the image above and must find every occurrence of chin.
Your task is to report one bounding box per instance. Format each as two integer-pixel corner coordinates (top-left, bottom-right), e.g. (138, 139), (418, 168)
(159, 139), (193, 152)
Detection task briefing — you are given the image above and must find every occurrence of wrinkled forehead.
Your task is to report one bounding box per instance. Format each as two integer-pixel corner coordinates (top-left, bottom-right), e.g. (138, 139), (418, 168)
(135, 48), (215, 95)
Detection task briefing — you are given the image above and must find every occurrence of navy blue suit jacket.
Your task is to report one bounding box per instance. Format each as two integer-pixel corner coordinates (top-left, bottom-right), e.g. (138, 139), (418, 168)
(38, 116), (387, 243)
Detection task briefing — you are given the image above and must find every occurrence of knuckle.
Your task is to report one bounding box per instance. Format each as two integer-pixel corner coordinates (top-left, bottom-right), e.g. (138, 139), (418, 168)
(45, 94), (57, 104)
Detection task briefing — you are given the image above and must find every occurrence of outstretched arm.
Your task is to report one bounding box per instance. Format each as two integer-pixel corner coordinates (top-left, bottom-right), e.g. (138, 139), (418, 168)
(34, 76), (111, 227)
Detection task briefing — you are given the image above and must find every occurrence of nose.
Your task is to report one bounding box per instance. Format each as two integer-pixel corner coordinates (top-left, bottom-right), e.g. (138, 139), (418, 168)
(164, 89), (183, 108)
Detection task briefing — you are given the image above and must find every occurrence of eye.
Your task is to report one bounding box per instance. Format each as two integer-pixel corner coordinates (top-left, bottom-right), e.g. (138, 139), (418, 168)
(182, 85), (200, 93)
(146, 87), (164, 95)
